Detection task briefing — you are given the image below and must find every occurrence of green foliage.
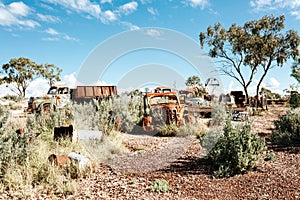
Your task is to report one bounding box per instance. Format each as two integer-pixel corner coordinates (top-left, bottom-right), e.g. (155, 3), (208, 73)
(0, 105), (9, 128)
(291, 59), (300, 83)
(73, 102), (99, 130)
(0, 57), (62, 98)
(178, 122), (208, 138)
(185, 75), (207, 97)
(271, 108), (300, 146)
(260, 87), (281, 100)
(208, 119), (265, 178)
(200, 15), (300, 102)
(147, 179), (172, 193)
(289, 91), (300, 108)
(185, 75), (201, 87)
(210, 102), (228, 126)
(96, 93), (143, 135)
(27, 103), (74, 136)
(156, 124), (179, 137)
(0, 131), (32, 179)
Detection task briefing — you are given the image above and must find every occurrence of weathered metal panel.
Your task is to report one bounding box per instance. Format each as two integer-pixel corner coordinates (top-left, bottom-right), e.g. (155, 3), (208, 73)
(75, 86), (117, 98)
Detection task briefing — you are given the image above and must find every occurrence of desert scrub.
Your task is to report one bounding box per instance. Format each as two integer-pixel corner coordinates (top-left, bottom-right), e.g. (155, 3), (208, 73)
(156, 124), (179, 137)
(0, 105), (9, 128)
(147, 179), (172, 193)
(27, 103), (74, 138)
(271, 108), (300, 146)
(0, 129), (32, 180)
(1, 128), (91, 198)
(289, 91), (300, 108)
(208, 119), (265, 178)
(73, 102), (100, 130)
(80, 130), (126, 162)
(210, 102), (228, 127)
(178, 122), (208, 138)
(96, 93), (143, 135)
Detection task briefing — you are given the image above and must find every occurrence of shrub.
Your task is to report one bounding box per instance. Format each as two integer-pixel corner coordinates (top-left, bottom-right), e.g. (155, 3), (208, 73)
(210, 102), (228, 127)
(178, 122), (208, 138)
(73, 102), (99, 130)
(156, 124), (179, 137)
(95, 94), (143, 135)
(271, 108), (300, 146)
(0, 129), (32, 180)
(147, 179), (172, 193)
(289, 92), (300, 108)
(27, 103), (74, 137)
(0, 105), (9, 128)
(208, 119), (265, 178)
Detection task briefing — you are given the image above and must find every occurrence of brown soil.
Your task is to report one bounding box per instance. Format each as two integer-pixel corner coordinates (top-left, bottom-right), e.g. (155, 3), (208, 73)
(5, 105), (300, 199)
(60, 105), (300, 200)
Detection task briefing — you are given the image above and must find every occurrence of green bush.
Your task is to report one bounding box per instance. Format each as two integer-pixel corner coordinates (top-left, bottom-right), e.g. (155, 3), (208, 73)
(208, 119), (265, 178)
(95, 94), (143, 135)
(0, 129), (32, 181)
(271, 108), (300, 146)
(210, 102), (228, 127)
(73, 102), (99, 130)
(289, 92), (300, 108)
(147, 179), (172, 193)
(156, 124), (179, 137)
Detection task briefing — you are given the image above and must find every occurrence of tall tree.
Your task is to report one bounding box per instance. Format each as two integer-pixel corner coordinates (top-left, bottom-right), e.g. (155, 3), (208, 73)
(291, 59), (300, 83)
(199, 15), (300, 104)
(41, 63), (62, 86)
(0, 57), (62, 98)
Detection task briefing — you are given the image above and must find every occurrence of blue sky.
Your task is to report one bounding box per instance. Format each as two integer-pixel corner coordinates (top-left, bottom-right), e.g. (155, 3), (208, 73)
(1, 0), (300, 97)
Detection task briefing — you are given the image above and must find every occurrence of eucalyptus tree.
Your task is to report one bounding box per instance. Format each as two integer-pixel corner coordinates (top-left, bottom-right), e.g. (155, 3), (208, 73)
(200, 15), (300, 104)
(0, 57), (62, 98)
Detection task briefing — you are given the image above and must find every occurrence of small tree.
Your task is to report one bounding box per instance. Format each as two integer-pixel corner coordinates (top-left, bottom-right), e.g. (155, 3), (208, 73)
(0, 57), (62, 98)
(41, 64), (62, 87)
(185, 75), (207, 97)
(200, 15), (300, 104)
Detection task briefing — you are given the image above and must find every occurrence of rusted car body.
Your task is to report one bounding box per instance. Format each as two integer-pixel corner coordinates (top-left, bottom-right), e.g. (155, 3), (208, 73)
(142, 91), (185, 132)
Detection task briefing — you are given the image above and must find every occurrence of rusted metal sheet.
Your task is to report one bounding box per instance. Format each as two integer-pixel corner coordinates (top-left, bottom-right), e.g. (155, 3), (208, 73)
(75, 86), (117, 98)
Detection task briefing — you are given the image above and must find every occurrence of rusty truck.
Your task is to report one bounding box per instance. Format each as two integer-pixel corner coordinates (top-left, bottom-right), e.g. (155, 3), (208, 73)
(142, 88), (185, 132)
(28, 85), (117, 113)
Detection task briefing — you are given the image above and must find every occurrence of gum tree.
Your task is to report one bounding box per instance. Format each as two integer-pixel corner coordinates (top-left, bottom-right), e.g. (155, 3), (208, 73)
(291, 59), (300, 83)
(0, 57), (62, 98)
(199, 15), (300, 105)
(185, 75), (207, 97)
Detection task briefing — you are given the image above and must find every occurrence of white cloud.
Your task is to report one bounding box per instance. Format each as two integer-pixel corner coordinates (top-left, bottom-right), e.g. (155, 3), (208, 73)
(146, 28), (161, 37)
(37, 13), (61, 23)
(26, 78), (50, 97)
(8, 1), (31, 17)
(140, 0), (152, 4)
(63, 73), (77, 88)
(147, 7), (159, 16)
(43, 28), (79, 42)
(44, 0), (102, 18)
(45, 27), (59, 35)
(100, 0), (112, 4)
(0, 2), (40, 28)
(183, 0), (209, 9)
(120, 21), (140, 30)
(41, 37), (60, 41)
(250, 0), (300, 12)
(118, 1), (138, 15)
(291, 11), (300, 19)
(100, 10), (118, 23)
(266, 77), (280, 88)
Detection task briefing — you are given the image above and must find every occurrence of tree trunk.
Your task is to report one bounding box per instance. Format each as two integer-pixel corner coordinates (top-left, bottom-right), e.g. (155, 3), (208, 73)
(243, 86), (249, 106)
